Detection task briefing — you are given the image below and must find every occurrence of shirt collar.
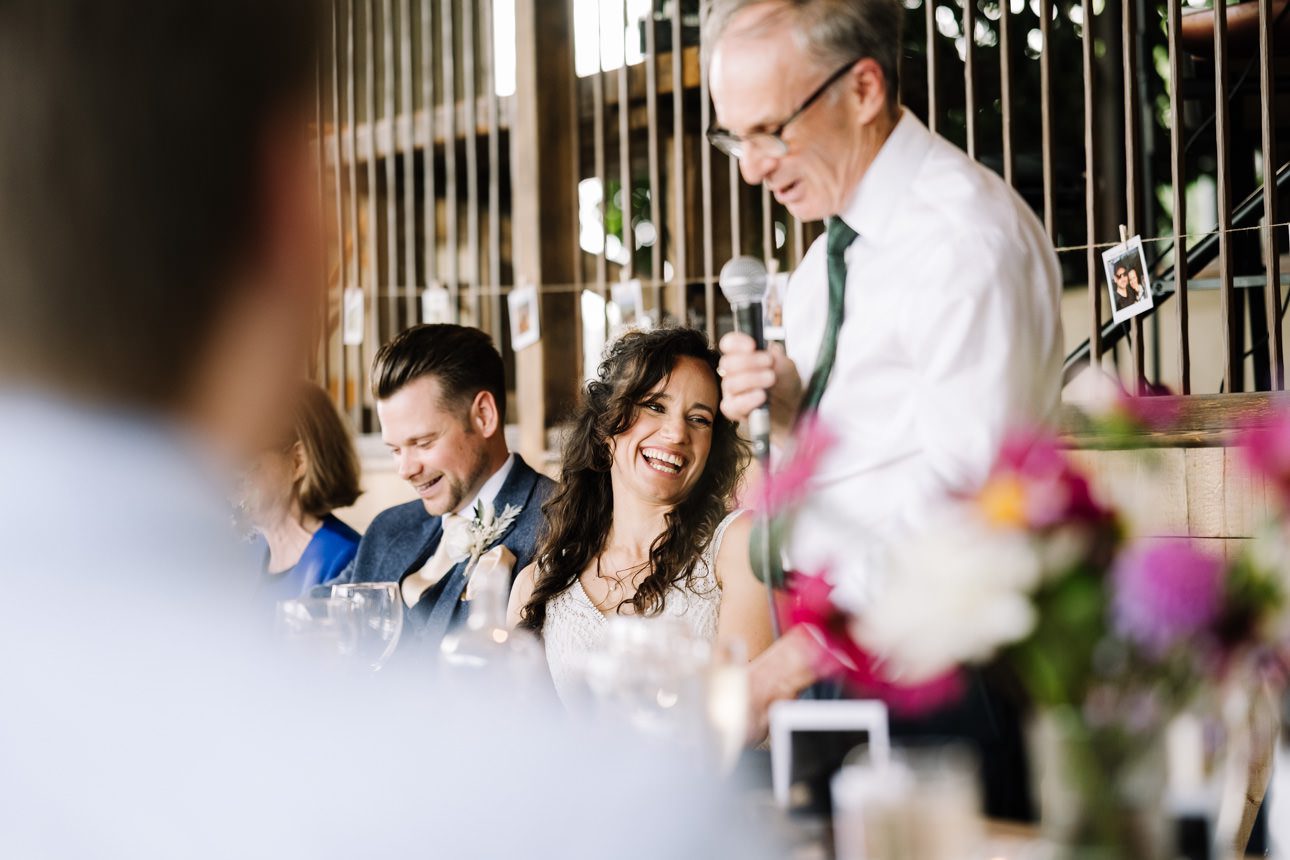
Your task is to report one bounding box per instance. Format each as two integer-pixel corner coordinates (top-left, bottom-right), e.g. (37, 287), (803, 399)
(835, 108), (933, 243)
(451, 452), (515, 520)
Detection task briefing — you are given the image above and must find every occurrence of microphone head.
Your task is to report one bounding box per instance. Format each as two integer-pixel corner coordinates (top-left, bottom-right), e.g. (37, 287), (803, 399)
(718, 256), (768, 307)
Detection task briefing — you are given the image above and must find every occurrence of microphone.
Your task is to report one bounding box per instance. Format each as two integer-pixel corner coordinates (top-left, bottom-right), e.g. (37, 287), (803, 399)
(718, 256), (771, 463)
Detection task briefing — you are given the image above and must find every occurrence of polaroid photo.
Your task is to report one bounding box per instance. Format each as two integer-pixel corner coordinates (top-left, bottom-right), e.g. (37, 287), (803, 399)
(768, 699), (890, 809)
(764, 272), (789, 342)
(507, 283), (541, 351)
(420, 283), (452, 325)
(342, 286), (365, 346)
(610, 277), (650, 336)
(1102, 235), (1153, 324)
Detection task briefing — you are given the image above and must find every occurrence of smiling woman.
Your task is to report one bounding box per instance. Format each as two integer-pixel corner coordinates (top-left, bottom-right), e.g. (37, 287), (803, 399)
(509, 327), (772, 704)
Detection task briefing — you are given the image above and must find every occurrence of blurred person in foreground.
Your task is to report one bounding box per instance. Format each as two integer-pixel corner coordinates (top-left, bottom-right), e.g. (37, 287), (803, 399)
(0, 3), (767, 857)
(333, 324), (553, 650)
(243, 382), (362, 603)
(508, 328), (773, 702)
(705, 0), (1062, 817)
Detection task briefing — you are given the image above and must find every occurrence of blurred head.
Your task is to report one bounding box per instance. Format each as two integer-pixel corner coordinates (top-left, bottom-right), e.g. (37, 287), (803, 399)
(0, 1), (322, 461)
(1127, 268), (1142, 294)
(521, 328), (750, 634)
(242, 384), (362, 529)
(372, 325), (510, 517)
(1114, 266), (1129, 293)
(705, 0), (902, 221)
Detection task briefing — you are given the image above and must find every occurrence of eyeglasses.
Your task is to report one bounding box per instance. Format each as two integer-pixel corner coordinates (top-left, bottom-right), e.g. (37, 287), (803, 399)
(706, 58), (860, 160)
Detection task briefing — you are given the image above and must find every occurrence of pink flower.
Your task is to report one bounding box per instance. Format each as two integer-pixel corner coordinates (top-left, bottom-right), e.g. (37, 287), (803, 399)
(1238, 414), (1290, 509)
(748, 412), (837, 519)
(1116, 388), (1181, 430)
(1111, 540), (1224, 655)
(985, 428), (1109, 528)
(783, 571), (964, 717)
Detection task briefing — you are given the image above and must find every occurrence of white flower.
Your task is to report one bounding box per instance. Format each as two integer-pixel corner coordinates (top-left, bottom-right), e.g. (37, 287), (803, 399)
(445, 500), (524, 567)
(852, 507), (1042, 683)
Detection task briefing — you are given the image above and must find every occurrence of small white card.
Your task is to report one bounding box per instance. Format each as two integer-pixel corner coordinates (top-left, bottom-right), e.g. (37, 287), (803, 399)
(507, 283), (541, 351)
(420, 283), (452, 325)
(1102, 235), (1154, 324)
(768, 699), (890, 808)
(342, 286), (365, 346)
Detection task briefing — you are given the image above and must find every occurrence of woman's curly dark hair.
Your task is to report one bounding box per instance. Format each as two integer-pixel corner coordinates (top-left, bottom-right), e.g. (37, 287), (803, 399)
(520, 327), (750, 635)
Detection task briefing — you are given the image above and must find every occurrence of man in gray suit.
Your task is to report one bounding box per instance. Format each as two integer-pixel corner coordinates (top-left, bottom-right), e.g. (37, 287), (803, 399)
(338, 324), (553, 648)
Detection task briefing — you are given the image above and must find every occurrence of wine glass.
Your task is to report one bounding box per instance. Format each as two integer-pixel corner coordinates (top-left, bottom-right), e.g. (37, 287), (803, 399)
(274, 597), (359, 663)
(329, 582), (404, 670)
(707, 638), (749, 773)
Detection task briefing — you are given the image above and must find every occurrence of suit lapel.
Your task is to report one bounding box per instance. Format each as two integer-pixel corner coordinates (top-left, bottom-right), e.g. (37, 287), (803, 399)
(397, 516), (443, 588)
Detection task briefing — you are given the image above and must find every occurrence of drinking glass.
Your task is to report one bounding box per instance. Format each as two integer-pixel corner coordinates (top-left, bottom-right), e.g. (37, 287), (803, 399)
(707, 638), (749, 773)
(330, 582), (404, 670)
(274, 597), (359, 663)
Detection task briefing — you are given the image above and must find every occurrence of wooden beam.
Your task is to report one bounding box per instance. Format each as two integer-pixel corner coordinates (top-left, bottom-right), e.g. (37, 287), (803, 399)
(511, 0), (579, 468)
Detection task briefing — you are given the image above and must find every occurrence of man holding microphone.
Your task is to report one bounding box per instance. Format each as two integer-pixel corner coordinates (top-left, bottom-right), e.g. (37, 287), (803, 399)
(705, 0), (1063, 817)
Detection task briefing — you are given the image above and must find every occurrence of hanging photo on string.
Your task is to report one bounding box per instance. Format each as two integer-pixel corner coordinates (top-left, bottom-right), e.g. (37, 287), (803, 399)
(764, 269), (789, 342)
(610, 277), (649, 336)
(420, 282), (452, 325)
(507, 283), (541, 351)
(1101, 235), (1153, 324)
(342, 285), (365, 346)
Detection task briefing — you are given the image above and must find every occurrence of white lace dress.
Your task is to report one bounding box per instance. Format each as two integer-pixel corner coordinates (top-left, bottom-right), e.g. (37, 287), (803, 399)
(542, 511), (742, 704)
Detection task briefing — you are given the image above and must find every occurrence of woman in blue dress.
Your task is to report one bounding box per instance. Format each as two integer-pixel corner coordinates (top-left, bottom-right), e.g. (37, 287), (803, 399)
(243, 383), (363, 601)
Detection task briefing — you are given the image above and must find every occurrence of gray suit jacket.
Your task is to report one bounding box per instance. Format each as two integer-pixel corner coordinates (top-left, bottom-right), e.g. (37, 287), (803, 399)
(336, 455), (553, 648)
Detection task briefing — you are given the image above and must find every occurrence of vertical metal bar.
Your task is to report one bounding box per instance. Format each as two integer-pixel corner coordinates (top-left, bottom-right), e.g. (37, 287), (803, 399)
(645, 8), (662, 308)
(346, 0), (361, 425)
(963, 0), (976, 159)
(1260, 0), (1283, 389)
(1082, 0), (1100, 366)
(1123, 0), (1143, 393)
(399, 0), (416, 328)
(671, 6), (687, 323)
(728, 158), (741, 258)
(999, 0), (1013, 185)
(365, 0), (381, 384)
(1166, 0), (1188, 393)
(329, 0), (345, 403)
(619, 1), (634, 284)
(593, 3), (609, 303)
(441, 0), (459, 320)
(1039, 0), (1054, 236)
(463, 0), (481, 328)
(483, 0), (503, 342)
(792, 217), (805, 267)
(699, 0), (715, 341)
(382, 0), (399, 333)
(1214, 0), (1235, 391)
(422, 0), (437, 307)
(925, 0), (937, 133)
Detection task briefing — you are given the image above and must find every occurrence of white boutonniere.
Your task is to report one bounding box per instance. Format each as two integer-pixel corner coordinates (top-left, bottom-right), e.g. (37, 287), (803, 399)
(444, 499), (523, 568)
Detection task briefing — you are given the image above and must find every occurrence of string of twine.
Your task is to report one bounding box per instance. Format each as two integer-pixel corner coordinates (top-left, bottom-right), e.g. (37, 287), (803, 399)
(339, 220), (1290, 299)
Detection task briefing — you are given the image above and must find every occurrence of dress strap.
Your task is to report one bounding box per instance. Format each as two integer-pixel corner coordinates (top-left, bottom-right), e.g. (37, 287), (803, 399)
(703, 510), (745, 581)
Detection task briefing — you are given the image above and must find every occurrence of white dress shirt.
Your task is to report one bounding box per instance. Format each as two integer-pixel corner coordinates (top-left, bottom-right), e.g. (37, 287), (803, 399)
(781, 110), (1063, 611)
(401, 453), (516, 606)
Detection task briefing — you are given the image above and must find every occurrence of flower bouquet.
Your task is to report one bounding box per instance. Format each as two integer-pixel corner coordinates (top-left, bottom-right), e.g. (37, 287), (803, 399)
(758, 402), (1290, 859)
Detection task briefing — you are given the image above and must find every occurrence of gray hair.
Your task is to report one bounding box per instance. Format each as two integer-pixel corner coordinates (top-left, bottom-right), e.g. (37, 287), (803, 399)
(701, 0), (903, 109)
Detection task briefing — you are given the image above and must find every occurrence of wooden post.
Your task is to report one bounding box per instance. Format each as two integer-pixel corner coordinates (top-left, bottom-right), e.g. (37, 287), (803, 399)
(511, 0), (579, 469)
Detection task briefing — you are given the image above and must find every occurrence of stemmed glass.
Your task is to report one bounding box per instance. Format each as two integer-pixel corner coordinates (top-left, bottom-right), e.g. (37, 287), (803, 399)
(274, 597), (360, 663)
(329, 582), (404, 671)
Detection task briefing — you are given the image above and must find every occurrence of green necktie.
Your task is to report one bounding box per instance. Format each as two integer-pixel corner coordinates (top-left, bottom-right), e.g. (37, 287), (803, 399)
(800, 216), (857, 415)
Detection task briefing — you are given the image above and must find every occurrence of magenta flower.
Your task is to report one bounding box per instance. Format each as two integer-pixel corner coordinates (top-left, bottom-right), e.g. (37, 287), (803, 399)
(1111, 540), (1224, 655)
(1238, 414), (1290, 509)
(988, 427), (1109, 528)
(748, 412), (837, 519)
(784, 571), (964, 716)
